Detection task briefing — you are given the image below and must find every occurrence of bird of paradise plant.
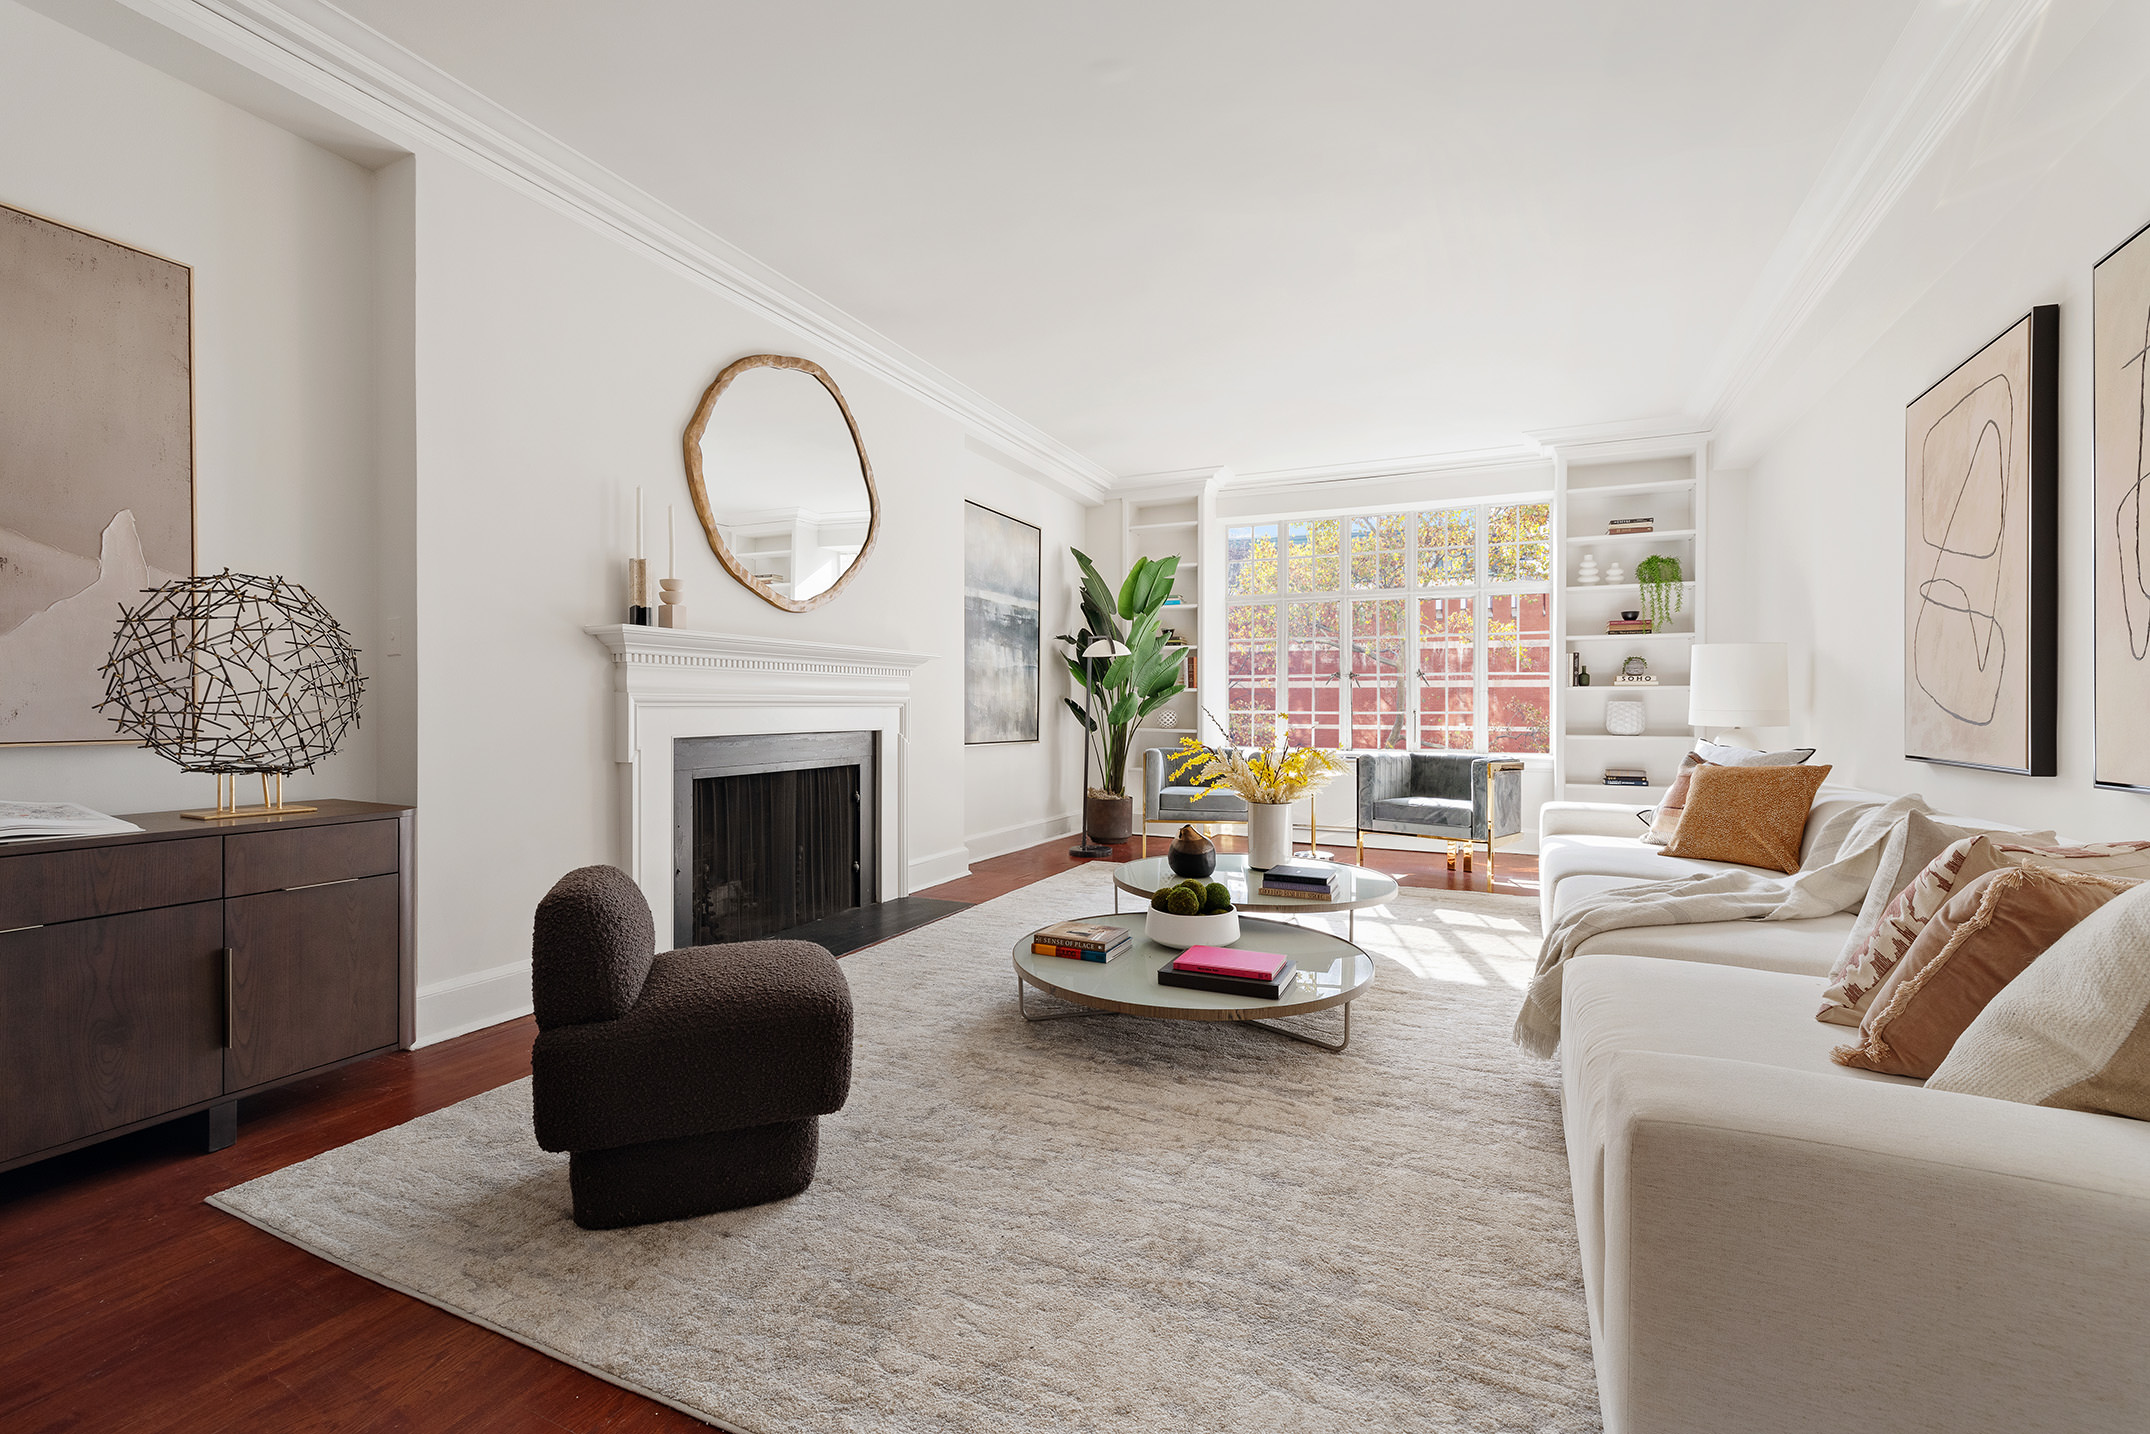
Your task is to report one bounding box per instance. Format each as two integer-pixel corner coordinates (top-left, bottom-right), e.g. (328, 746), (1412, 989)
(1056, 549), (1187, 797)
(1168, 710), (1349, 806)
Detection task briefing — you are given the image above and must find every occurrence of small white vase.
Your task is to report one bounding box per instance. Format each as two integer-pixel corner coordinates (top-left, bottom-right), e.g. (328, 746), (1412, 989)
(1248, 802), (1294, 869)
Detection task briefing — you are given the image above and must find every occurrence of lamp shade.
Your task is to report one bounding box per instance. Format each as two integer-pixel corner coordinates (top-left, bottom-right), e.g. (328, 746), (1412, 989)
(1081, 638), (1131, 659)
(1689, 643), (1789, 727)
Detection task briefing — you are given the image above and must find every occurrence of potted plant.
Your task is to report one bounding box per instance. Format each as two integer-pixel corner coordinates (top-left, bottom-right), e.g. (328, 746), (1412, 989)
(1636, 553), (1684, 630)
(1059, 550), (1188, 844)
(1167, 714), (1349, 869)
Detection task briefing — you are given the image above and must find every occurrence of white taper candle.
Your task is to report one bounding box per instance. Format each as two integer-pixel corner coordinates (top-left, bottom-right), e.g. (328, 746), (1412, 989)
(668, 504), (676, 579)
(635, 485), (644, 559)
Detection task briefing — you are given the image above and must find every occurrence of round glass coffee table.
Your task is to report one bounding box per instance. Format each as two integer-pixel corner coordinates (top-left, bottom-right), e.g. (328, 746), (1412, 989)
(1012, 912), (1374, 1052)
(1110, 854), (1399, 940)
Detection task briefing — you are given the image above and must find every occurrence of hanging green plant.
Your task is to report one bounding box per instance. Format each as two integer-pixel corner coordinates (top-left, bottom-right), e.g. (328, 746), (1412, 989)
(1635, 553), (1684, 629)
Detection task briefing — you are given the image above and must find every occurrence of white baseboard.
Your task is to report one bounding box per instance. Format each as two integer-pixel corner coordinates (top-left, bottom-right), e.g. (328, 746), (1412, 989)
(964, 811), (1080, 864)
(907, 844), (972, 891)
(415, 958), (533, 1047)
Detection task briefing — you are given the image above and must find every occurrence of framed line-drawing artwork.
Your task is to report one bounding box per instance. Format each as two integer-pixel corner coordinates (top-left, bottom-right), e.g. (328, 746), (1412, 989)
(0, 202), (194, 745)
(1903, 306), (2057, 776)
(963, 500), (1041, 744)
(2095, 221), (2150, 790)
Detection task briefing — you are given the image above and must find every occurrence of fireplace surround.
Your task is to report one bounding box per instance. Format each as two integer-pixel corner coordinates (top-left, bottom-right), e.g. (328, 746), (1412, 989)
(586, 625), (934, 948)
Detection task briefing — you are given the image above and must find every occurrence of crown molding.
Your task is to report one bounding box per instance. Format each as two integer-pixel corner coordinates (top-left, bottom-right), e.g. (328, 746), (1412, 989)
(71, 0), (1114, 503)
(1218, 445), (1548, 494)
(1689, 0), (2053, 435)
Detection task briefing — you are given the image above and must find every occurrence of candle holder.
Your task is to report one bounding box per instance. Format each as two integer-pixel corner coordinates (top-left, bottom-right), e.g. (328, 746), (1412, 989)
(627, 557), (652, 625)
(658, 578), (684, 629)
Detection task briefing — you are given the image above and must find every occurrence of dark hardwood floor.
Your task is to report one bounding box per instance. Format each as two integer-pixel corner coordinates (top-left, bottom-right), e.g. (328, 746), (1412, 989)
(0, 833), (1538, 1432)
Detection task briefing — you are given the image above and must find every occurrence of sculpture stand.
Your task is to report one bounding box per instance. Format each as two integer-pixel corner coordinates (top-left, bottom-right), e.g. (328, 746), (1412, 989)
(180, 772), (319, 820)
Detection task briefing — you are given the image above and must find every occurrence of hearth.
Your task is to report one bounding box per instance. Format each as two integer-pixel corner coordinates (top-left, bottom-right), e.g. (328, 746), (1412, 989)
(674, 732), (878, 946)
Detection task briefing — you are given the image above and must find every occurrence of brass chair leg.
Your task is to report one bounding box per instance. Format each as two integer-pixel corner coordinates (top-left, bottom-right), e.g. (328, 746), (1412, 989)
(1445, 848), (1456, 872)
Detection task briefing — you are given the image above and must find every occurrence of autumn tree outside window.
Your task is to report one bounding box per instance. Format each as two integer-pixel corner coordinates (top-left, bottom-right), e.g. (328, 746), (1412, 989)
(1225, 503), (1552, 754)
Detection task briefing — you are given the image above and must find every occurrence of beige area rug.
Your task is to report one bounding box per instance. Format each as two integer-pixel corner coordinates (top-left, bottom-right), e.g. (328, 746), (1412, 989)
(210, 865), (1598, 1433)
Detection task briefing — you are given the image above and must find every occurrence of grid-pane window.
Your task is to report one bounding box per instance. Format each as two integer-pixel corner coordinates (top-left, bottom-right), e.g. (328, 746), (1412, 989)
(1284, 599), (1342, 748)
(1228, 523), (1279, 598)
(1349, 514), (1407, 590)
(1286, 519), (1341, 594)
(1417, 595), (1476, 750)
(1349, 597), (1408, 749)
(1224, 501), (1552, 756)
(1417, 508), (1476, 588)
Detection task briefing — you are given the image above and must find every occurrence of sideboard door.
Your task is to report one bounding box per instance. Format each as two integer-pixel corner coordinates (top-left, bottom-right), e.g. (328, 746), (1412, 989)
(0, 901), (226, 1164)
(224, 874), (400, 1091)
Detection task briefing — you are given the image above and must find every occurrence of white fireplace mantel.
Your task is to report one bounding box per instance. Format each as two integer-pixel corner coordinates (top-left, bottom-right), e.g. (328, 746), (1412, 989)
(585, 624), (936, 944)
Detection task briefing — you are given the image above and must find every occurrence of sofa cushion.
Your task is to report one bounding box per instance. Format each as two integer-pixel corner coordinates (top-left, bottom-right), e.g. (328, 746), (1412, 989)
(1834, 867), (2137, 1078)
(1372, 795), (1472, 829)
(1693, 738), (1817, 766)
(1555, 875), (1853, 976)
(1931, 883), (2150, 1118)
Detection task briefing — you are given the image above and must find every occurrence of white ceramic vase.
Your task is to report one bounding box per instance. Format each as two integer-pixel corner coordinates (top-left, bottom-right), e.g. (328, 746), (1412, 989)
(1605, 700), (1646, 736)
(1248, 802), (1294, 869)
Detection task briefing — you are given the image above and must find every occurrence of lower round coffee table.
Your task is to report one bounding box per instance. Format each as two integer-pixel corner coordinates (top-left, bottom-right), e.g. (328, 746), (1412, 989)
(1011, 912), (1374, 1053)
(1110, 853), (1399, 940)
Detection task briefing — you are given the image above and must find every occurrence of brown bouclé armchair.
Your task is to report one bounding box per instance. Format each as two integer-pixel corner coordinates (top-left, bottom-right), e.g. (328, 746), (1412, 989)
(530, 865), (853, 1229)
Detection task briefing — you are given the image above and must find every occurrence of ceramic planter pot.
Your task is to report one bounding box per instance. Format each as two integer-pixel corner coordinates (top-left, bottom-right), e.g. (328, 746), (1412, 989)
(1085, 792), (1134, 844)
(1248, 802), (1293, 869)
(1166, 824), (1217, 878)
(1144, 906), (1240, 950)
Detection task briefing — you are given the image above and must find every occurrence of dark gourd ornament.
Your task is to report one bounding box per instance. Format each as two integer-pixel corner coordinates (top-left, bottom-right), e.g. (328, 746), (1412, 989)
(1167, 824), (1217, 878)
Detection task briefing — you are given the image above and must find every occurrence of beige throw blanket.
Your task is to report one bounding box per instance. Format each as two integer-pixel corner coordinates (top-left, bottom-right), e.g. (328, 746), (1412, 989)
(1513, 795), (1927, 1058)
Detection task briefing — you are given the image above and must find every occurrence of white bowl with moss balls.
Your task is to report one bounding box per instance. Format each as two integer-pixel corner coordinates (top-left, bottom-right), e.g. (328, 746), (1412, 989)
(1143, 879), (1240, 949)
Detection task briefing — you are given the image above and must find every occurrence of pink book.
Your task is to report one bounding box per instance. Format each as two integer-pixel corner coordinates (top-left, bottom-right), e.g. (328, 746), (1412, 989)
(1170, 945), (1289, 981)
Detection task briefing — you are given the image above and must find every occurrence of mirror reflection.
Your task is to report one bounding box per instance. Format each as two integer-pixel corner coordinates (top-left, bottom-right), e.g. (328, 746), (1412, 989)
(686, 356), (878, 610)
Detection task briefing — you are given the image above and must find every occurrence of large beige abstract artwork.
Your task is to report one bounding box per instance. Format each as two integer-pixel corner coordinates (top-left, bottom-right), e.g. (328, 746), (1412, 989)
(1902, 308), (2057, 776)
(2095, 222), (2150, 790)
(0, 204), (192, 744)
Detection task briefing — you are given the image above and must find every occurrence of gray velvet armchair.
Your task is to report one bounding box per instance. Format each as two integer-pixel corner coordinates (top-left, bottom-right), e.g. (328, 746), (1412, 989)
(1140, 744), (1250, 854)
(1351, 751), (1525, 880)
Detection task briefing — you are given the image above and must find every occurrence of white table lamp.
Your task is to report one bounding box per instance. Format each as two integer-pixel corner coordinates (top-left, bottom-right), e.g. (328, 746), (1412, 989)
(1689, 643), (1789, 750)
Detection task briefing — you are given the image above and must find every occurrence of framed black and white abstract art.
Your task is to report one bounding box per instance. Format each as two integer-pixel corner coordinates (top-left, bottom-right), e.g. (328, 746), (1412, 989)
(1902, 306), (2057, 776)
(2094, 223), (2150, 790)
(962, 500), (1041, 744)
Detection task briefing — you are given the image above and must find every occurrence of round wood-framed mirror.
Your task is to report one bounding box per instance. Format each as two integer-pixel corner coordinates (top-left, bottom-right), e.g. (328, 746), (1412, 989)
(682, 353), (880, 613)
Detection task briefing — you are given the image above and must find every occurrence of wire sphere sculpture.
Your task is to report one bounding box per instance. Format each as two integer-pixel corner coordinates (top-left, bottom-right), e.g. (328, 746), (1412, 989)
(99, 570), (365, 775)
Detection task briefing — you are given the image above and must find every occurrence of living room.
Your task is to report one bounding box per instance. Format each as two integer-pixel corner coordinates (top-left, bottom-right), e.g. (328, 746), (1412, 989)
(4, 2), (2149, 1430)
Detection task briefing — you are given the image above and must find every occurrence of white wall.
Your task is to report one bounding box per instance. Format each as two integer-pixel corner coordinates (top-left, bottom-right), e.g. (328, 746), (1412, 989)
(404, 155), (1085, 1039)
(0, 0), (381, 812)
(1735, 14), (2150, 842)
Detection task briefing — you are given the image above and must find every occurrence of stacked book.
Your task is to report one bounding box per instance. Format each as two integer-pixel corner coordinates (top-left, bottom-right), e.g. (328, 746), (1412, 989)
(1606, 617), (1654, 635)
(1607, 516), (1655, 534)
(1259, 858), (1338, 901)
(1158, 945), (1298, 1000)
(1611, 672), (1658, 686)
(0, 801), (142, 843)
(1030, 919), (1132, 962)
(1602, 767), (1651, 788)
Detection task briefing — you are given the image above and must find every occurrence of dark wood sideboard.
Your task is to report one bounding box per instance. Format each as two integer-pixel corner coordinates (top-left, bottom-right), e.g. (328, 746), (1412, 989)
(0, 800), (414, 1173)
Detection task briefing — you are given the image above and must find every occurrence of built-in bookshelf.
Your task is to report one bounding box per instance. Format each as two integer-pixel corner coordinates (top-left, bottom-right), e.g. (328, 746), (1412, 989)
(1122, 496), (1202, 731)
(1551, 441), (1708, 805)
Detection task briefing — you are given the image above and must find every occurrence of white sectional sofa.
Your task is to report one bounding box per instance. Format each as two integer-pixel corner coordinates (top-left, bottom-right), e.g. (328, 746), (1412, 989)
(1539, 787), (2150, 1434)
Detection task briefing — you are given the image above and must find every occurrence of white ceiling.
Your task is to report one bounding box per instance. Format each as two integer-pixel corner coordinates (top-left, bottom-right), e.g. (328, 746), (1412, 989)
(330, 0), (1926, 480)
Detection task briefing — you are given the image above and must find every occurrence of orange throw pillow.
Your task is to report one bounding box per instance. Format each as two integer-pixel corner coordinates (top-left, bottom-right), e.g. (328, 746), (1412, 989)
(1833, 866), (2138, 1078)
(1661, 762), (1832, 875)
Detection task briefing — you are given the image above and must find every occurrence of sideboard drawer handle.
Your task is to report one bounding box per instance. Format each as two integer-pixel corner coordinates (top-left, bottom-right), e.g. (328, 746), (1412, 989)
(221, 947), (235, 1049)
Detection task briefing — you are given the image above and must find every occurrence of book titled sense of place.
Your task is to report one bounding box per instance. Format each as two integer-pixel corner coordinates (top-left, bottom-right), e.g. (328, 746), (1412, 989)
(1032, 920), (1126, 950)
(1030, 940), (1126, 962)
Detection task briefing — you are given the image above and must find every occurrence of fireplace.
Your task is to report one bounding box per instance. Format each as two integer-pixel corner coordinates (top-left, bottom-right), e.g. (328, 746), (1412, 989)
(673, 732), (879, 946)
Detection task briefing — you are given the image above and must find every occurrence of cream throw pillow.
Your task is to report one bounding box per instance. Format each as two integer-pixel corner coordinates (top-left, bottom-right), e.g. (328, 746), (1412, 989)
(1930, 883), (2150, 1120)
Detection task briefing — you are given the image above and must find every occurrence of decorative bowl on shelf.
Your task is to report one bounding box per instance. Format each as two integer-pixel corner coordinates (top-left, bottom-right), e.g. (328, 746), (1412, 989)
(1144, 907), (1240, 950)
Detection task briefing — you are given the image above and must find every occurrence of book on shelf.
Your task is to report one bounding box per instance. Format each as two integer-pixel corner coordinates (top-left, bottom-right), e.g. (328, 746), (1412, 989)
(1032, 920), (1129, 952)
(0, 801), (143, 843)
(1169, 945), (1289, 981)
(1157, 959), (1299, 1001)
(1602, 767), (1651, 787)
(1606, 624), (1654, 636)
(1610, 674), (1658, 685)
(1031, 941), (1126, 962)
